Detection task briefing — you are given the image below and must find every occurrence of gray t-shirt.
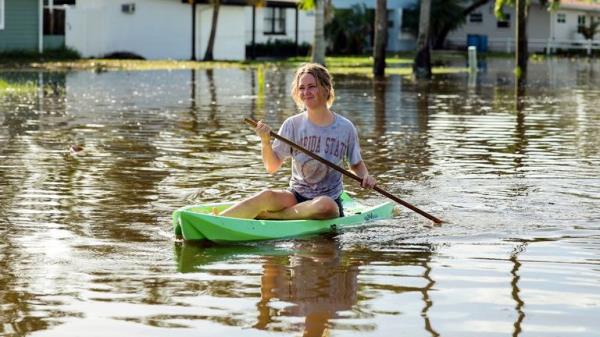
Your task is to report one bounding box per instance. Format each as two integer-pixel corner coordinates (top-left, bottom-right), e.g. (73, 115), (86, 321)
(272, 112), (362, 199)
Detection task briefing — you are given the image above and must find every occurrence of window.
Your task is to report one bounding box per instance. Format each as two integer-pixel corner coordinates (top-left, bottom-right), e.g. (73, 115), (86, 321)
(44, 8), (66, 35)
(0, 0), (4, 30)
(470, 13), (483, 23)
(578, 15), (586, 33)
(44, 0), (75, 4)
(42, 0), (75, 35)
(264, 7), (286, 35)
(557, 13), (566, 23)
(497, 13), (510, 28)
(400, 9), (412, 33)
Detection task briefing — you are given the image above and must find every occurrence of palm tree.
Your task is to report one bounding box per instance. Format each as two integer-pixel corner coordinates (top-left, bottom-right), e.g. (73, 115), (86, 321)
(494, 0), (561, 83)
(434, 0), (492, 49)
(373, 0), (387, 77)
(189, 0), (197, 61)
(312, 0), (326, 65)
(580, 19), (600, 40)
(325, 4), (373, 54)
(402, 0), (493, 50)
(204, 0), (221, 61)
(413, 0), (432, 79)
(299, 0), (329, 65)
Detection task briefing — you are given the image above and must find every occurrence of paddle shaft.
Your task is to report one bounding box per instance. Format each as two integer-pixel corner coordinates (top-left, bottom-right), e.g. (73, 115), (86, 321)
(244, 118), (443, 224)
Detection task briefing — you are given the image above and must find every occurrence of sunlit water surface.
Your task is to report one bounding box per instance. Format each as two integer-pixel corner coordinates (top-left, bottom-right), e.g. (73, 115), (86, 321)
(1, 59), (599, 337)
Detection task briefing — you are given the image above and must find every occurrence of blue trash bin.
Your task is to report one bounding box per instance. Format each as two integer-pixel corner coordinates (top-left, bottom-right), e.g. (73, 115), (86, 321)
(479, 35), (488, 52)
(467, 34), (480, 50)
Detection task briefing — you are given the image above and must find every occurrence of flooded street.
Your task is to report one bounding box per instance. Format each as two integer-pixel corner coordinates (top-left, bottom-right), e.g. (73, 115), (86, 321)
(1, 59), (599, 337)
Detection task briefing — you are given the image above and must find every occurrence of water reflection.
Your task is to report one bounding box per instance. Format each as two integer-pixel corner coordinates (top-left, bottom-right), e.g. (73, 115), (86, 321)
(0, 219), (51, 335)
(253, 238), (358, 337)
(510, 242), (526, 337)
(373, 77), (386, 137)
(175, 238), (441, 337)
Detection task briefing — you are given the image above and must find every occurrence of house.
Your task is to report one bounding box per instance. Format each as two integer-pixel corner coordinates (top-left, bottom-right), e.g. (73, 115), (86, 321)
(0, 0), (43, 53)
(65, 0), (314, 61)
(445, 0), (600, 54)
(332, 0), (417, 52)
(245, 0), (313, 58)
(0, 0), (75, 53)
(43, 0), (76, 50)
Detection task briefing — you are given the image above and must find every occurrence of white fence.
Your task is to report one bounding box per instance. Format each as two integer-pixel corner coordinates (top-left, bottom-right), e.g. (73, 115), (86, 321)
(447, 37), (600, 55)
(546, 39), (600, 55)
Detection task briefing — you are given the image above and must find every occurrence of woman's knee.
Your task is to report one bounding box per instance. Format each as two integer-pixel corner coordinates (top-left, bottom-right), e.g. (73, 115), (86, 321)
(313, 196), (340, 218)
(254, 189), (296, 210)
(255, 189), (277, 201)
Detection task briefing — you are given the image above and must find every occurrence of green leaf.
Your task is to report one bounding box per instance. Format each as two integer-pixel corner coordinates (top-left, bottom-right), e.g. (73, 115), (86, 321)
(298, 0), (315, 10)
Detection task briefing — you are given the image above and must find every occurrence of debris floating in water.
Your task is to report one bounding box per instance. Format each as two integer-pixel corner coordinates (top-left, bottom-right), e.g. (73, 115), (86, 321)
(69, 144), (86, 156)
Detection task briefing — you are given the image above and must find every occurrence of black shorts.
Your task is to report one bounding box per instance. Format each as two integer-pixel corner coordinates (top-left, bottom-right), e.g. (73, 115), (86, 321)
(290, 189), (344, 217)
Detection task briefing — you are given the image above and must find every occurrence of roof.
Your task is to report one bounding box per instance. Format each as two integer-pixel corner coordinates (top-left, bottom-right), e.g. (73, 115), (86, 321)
(559, 0), (600, 12)
(181, 0), (300, 7)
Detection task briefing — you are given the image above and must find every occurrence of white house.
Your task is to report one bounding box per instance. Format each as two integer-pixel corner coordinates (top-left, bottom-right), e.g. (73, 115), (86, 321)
(446, 0), (600, 54)
(65, 0), (314, 60)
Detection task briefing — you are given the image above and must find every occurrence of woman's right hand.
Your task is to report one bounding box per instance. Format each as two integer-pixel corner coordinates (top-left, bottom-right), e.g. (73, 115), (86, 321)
(255, 120), (272, 143)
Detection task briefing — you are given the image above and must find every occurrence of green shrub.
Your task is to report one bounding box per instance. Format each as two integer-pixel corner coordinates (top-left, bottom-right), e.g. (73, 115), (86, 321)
(0, 47), (80, 62)
(246, 39), (310, 59)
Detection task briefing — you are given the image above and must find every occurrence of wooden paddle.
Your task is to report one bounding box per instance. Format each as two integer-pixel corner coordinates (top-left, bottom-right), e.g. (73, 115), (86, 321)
(244, 118), (443, 224)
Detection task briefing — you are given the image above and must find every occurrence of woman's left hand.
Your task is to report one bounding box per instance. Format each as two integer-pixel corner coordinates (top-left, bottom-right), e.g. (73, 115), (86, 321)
(361, 174), (376, 189)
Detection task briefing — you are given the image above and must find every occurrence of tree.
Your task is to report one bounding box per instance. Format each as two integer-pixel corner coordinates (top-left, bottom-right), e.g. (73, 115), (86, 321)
(312, 0), (326, 65)
(373, 0), (387, 77)
(299, 0), (332, 66)
(494, 0), (560, 83)
(325, 4), (373, 55)
(413, 0), (432, 79)
(403, 0), (491, 50)
(204, 0), (221, 61)
(580, 19), (600, 40)
(189, 0), (198, 61)
(516, 0), (527, 84)
(434, 0), (492, 49)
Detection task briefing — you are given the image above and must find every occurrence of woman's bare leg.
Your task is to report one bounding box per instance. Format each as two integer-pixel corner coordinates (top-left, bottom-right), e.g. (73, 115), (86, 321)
(259, 196), (340, 220)
(218, 189), (297, 219)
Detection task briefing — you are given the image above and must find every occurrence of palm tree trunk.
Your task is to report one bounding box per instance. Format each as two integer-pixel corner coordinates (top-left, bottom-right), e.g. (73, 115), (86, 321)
(191, 0), (197, 61)
(515, 0), (528, 85)
(413, 0), (432, 79)
(311, 0), (326, 66)
(204, 0), (221, 61)
(373, 0), (387, 77)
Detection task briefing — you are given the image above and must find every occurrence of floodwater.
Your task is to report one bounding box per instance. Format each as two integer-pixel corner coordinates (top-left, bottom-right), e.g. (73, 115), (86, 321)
(0, 58), (599, 337)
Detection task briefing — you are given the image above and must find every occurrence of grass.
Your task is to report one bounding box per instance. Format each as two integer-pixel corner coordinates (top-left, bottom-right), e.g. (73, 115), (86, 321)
(0, 79), (38, 95)
(243, 52), (468, 76)
(0, 49), (471, 76)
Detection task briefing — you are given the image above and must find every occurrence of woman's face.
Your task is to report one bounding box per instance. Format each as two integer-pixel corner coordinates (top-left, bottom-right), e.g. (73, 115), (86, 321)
(298, 73), (328, 110)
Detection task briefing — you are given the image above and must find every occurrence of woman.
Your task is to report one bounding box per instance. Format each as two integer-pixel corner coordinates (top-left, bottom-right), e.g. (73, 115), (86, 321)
(220, 63), (375, 220)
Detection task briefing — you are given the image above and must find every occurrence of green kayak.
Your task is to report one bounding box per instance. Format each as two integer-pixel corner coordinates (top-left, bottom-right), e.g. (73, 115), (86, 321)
(173, 192), (395, 243)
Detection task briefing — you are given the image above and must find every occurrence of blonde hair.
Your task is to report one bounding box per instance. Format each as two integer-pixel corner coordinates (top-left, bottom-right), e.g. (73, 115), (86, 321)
(290, 63), (335, 109)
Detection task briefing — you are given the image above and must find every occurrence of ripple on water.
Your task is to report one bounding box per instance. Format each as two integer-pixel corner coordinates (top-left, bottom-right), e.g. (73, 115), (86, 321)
(1, 63), (600, 336)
